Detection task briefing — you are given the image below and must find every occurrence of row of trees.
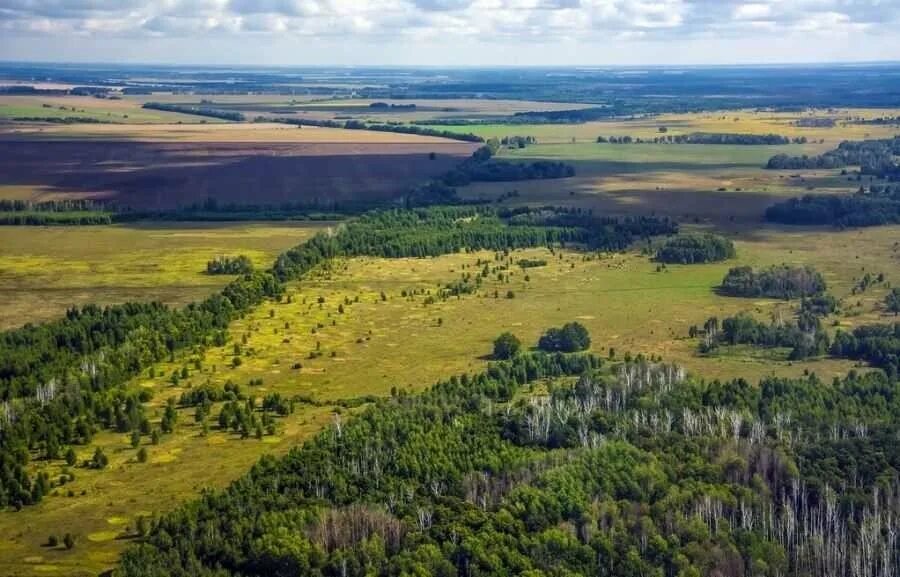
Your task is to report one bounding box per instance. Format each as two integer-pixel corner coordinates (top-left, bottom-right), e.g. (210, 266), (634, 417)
(272, 117), (484, 143)
(116, 347), (899, 577)
(597, 133), (802, 145)
(142, 102), (245, 121)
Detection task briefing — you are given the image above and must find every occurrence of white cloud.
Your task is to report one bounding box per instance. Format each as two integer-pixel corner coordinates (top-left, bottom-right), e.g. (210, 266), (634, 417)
(0, 0), (898, 62)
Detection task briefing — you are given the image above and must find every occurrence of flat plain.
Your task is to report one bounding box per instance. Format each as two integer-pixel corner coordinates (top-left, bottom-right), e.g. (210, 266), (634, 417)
(0, 222), (327, 329)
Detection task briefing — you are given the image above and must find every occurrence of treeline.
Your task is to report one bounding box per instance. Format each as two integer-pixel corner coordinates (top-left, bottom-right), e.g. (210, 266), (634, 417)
(142, 102), (245, 121)
(719, 265), (826, 299)
(445, 159), (574, 185)
(206, 255), (253, 275)
(0, 212), (113, 225)
(10, 116), (109, 124)
(116, 348), (900, 577)
(597, 132), (803, 145)
(655, 233), (735, 264)
(272, 117), (484, 143)
(0, 200), (113, 226)
(831, 323), (900, 379)
(850, 115), (900, 126)
(0, 205), (675, 509)
(500, 135), (536, 148)
(699, 314), (899, 377)
(764, 184), (900, 227)
(766, 136), (900, 174)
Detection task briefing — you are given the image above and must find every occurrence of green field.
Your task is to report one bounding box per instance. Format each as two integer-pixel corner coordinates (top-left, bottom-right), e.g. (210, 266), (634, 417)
(0, 222), (327, 329)
(2, 220), (898, 576)
(0, 95), (220, 124)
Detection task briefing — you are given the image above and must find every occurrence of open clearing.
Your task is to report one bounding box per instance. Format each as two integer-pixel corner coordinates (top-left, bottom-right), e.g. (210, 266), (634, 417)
(2, 221), (897, 576)
(0, 222), (326, 329)
(0, 127), (477, 209)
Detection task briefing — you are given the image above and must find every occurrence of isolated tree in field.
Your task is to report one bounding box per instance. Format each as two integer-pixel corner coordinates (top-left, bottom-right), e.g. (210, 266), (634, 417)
(493, 332), (522, 359)
(91, 447), (108, 469)
(887, 288), (900, 315)
(137, 447), (148, 463)
(63, 533), (75, 550)
(65, 447), (77, 466)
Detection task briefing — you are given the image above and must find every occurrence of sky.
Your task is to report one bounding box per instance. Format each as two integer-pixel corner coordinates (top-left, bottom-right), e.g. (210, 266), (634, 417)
(1, 0), (899, 66)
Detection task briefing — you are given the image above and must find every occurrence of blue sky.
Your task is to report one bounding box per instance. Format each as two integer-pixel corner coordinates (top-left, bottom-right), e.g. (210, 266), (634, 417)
(1, 0), (899, 65)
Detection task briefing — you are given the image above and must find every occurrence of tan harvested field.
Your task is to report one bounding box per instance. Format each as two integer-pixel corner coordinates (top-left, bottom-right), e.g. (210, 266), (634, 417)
(0, 126), (477, 209)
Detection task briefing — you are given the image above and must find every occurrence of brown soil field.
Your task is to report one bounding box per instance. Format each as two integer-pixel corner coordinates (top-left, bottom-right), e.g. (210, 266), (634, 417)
(0, 132), (477, 209)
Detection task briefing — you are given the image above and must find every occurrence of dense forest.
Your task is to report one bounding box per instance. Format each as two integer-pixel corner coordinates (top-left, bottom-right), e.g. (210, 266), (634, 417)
(115, 348), (899, 577)
(719, 266), (827, 299)
(764, 184), (900, 227)
(655, 234), (736, 264)
(766, 136), (900, 174)
(0, 206), (676, 509)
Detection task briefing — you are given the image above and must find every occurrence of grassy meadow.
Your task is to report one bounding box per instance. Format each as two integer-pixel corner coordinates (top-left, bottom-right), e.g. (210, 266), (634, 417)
(3, 220), (898, 576)
(0, 222), (327, 329)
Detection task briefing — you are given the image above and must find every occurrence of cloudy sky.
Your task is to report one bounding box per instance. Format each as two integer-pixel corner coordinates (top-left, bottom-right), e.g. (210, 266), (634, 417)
(1, 0), (899, 66)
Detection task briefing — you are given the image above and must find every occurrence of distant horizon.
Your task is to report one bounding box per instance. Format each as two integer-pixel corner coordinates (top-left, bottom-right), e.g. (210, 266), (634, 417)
(2, 59), (900, 70)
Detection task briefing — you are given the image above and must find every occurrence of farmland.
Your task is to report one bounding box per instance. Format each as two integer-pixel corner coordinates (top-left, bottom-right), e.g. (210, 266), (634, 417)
(0, 126), (477, 209)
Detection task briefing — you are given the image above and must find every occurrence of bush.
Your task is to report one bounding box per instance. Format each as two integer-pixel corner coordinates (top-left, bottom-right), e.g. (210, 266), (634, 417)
(538, 322), (591, 352)
(493, 332), (522, 359)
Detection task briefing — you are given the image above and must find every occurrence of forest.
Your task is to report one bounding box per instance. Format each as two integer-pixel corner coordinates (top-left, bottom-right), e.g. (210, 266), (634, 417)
(766, 136), (900, 174)
(764, 185), (900, 228)
(114, 348), (899, 577)
(0, 205), (676, 510)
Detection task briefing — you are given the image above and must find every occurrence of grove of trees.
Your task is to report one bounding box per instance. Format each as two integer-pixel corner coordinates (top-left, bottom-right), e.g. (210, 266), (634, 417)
(655, 233), (736, 264)
(719, 265), (827, 299)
